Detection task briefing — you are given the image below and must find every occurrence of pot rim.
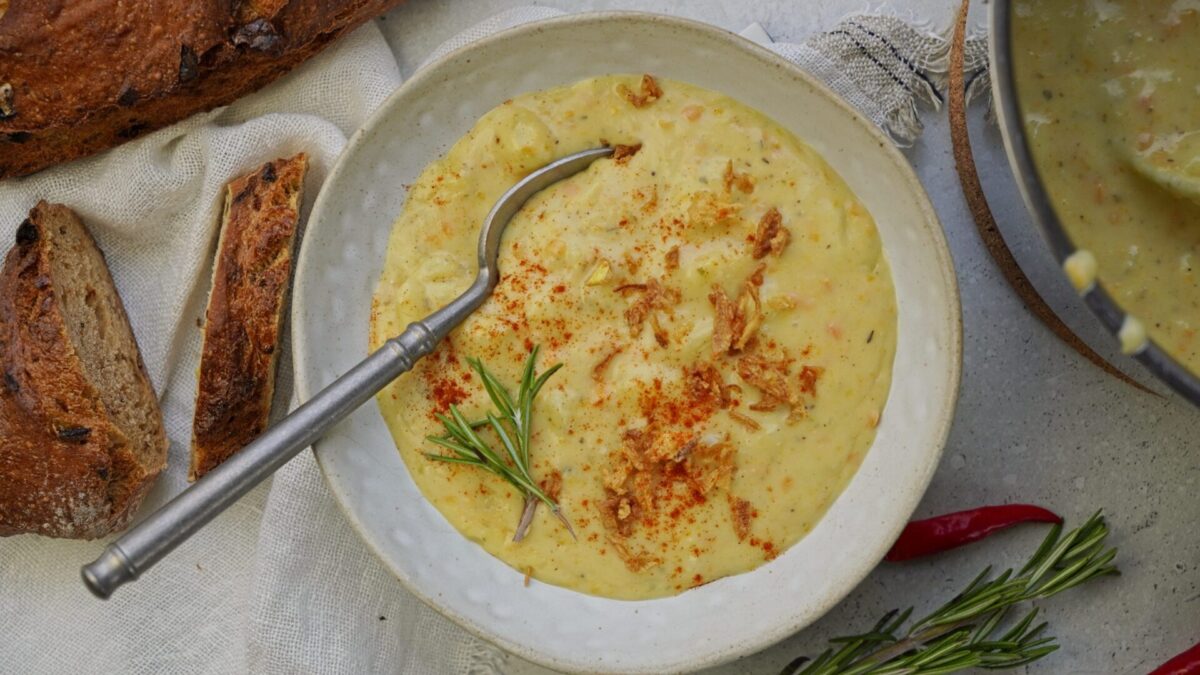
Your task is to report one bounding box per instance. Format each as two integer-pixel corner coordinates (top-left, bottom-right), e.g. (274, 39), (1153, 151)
(988, 0), (1200, 405)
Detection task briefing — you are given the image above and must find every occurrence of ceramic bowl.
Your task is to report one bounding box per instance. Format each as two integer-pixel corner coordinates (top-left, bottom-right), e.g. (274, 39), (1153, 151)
(292, 12), (961, 673)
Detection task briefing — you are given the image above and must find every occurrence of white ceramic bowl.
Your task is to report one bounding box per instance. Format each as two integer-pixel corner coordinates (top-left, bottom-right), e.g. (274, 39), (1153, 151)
(293, 12), (961, 674)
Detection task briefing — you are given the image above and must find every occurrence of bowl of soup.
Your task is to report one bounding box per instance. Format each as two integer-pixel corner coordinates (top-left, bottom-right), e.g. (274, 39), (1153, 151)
(292, 12), (960, 673)
(992, 0), (1200, 403)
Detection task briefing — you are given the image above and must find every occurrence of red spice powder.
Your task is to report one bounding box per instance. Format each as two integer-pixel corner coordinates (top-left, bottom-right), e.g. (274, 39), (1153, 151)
(761, 540), (778, 560)
(428, 377), (468, 418)
(798, 365), (822, 396)
(598, 368), (738, 565)
(421, 341), (469, 419)
(637, 373), (720, 431)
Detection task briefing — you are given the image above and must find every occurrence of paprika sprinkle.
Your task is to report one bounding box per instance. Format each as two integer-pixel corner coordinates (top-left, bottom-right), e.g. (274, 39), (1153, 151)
(885, 504), (1062, 562)
(1149, 642), (1200, 675)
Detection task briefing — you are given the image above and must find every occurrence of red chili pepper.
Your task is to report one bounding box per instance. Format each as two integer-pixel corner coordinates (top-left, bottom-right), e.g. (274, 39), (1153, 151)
(1149, 642), (1200, 675)
(885, 504), (1062, 562)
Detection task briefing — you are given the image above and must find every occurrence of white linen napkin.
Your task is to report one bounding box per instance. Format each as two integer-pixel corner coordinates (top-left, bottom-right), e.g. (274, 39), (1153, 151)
(0, 8), (978, 674)
(0, 24), (405, 675)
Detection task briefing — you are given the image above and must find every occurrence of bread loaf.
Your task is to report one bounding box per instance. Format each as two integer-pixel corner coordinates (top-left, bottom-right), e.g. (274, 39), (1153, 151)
(0, 202), (168, 539)
(190, 154), (307, 480)
(0, 0), (402, 179)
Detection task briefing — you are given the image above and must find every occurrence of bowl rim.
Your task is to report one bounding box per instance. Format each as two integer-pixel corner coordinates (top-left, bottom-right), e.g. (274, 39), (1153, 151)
(988, 0), (1200, 404)
(294, 9), (962, 673)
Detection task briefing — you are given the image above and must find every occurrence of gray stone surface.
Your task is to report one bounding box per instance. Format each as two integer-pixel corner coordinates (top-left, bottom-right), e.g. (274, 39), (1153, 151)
(378, 1), (1200, 673)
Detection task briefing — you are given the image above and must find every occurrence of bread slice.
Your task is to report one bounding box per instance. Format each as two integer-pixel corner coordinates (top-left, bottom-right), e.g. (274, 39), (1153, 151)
(0, 202), (168, 539)
(0, 0), (404, 179)
(190, 154), (308, 480)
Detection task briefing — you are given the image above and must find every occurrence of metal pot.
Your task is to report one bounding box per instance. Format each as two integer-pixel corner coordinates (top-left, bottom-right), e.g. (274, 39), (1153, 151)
(989, 0), (1200, 405)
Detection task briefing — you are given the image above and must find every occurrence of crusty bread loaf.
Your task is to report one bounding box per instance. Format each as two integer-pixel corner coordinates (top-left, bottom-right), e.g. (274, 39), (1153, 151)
(0, 202), (168, 539)
(190, 154), (307, 481)
(0, 0), (402, 179)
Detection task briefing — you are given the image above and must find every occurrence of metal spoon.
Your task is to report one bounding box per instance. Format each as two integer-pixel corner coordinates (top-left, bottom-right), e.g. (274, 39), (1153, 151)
(1125, 131), (1200, 205)
(82, 146), (614, 599)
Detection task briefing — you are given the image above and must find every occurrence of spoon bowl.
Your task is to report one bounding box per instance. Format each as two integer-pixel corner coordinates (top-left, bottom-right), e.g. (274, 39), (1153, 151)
(1126, 131), (1200, 205)
(423, 146), (613, 337)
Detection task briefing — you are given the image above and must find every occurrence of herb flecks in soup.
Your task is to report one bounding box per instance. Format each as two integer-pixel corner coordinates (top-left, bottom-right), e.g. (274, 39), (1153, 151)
(370, 75), (897, 599)
(1014, 1), (1200, 371)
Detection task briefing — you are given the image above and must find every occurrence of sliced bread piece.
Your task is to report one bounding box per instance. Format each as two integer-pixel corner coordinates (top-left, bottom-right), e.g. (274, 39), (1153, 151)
(190, 153), (308, 480)
(0, 201), (168, 539)
(0, 0), (404, 179)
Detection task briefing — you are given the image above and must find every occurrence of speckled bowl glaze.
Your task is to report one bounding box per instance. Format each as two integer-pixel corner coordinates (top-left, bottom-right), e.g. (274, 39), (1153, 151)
(292, 12), (961, 674)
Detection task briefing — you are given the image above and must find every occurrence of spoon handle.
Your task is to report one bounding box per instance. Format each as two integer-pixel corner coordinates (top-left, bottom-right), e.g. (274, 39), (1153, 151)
(81, 322), (440, 599)
(80, 146), (612, 599)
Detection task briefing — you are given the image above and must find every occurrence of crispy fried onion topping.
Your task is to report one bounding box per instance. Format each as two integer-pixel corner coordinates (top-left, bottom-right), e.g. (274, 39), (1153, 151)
(727, 409), (761, 430)
(729, 495), (755, 542)
(664, 245), (680, 270)
(592, 346), (624, 381)
(752, 207), (790, 259)
(602, 430), (735, 535)
(612, 143), (642, 164)
(736, 354), (823, 423)
(723, 160), (755, 194)
(709, 264), (765, 355)
(619, 278), (681, 342)
(618, 74), (663, 108)
(539, 469), (563, 501)
(684, 361), (733, 408)
(599, 365), (746, 571)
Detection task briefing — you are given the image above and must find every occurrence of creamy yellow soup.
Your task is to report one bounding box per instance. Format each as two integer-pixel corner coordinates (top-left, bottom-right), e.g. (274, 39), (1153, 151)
(370, 75), (896, 599)
(1014, 1), (1200, 368)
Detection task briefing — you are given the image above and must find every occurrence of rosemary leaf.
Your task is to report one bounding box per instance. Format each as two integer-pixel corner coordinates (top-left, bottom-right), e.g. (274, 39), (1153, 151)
(487, 412), (523, 468)
(783, 513), (1117, 675)
(424, 346), (573, 541)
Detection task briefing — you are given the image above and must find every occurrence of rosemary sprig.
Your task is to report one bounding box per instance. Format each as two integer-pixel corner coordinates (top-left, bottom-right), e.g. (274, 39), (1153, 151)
(782, 511), (1118, 675)
(425, 346), (574, 542)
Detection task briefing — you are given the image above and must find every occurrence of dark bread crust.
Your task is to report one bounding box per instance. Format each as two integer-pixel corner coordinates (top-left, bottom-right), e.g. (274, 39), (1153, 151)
(0, 202), (166, 539)
(190, 153), (307, 480)
(0, 0), (403, 179)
